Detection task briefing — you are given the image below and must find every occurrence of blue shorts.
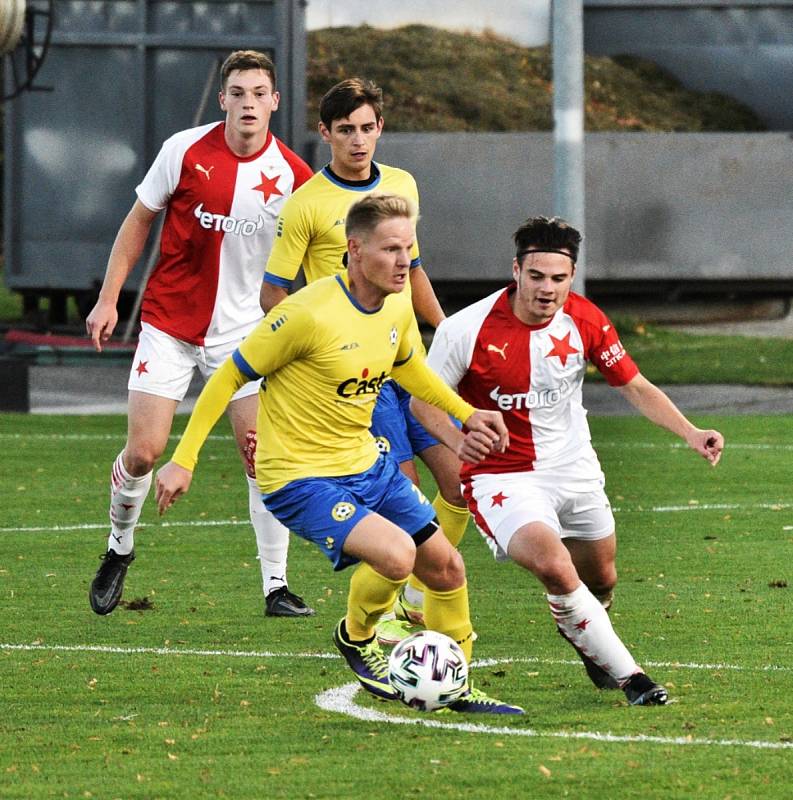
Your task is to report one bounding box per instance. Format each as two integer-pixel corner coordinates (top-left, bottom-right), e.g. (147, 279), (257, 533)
(261, 454), (437, 571)
(371, 380), (443, 464)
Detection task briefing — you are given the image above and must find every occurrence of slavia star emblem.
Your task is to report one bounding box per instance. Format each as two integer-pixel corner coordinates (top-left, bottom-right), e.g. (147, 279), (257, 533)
(545, 332), (579, 367)
(253, 171), (282, 202)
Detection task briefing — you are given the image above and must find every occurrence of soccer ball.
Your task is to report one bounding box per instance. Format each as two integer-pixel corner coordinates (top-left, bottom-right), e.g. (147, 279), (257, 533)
(388, 629), (468, 711)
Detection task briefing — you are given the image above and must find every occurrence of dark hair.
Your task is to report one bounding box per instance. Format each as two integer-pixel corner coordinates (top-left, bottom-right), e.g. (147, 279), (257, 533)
(346, 193), (416, 239)
(220, 50), (277, 91)
(319, 78), (383, 129)
(513, 216), (582, 264)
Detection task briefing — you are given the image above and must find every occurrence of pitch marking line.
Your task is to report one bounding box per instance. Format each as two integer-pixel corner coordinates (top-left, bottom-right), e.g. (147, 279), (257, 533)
(1, 432), (792, 452)
(316, 683), (793, 751)
(6, 642), (793, 748)
(3, 643), (792, 676)
(3, 498), (791, 535)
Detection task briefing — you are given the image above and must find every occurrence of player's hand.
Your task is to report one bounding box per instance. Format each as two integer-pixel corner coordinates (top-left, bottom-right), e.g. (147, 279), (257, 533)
(155, 462), (194, 514)
(85, 300), (119, 353)
(686, 428), (724, 466)
(462, 409), (509, 453)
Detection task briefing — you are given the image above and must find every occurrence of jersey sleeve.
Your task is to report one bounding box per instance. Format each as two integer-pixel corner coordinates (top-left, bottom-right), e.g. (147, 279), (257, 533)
(263, 194), (312, 289)
(424, 317), (471, 389)
(392, 354), (475, 423)
(234, 297), (317, 376)
(577, 306), (639, 387)
(135, 132), (187, 212)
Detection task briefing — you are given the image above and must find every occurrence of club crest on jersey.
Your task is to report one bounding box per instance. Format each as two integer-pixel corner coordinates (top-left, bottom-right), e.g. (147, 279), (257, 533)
(389, 326), (398, 347)
(194, 203), (265, 236)
(336, 368), (387, 398)
(331, 503), (355, 522)
(374, 436), (391, 454)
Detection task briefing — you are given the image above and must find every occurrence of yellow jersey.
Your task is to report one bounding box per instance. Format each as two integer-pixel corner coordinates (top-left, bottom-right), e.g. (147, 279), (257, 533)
(264, 162), (422, 288)
(171, 272), (474, 492)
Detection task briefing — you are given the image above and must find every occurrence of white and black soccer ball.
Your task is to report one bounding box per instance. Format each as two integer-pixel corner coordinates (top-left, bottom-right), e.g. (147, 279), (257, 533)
(388, 630), (468, 711)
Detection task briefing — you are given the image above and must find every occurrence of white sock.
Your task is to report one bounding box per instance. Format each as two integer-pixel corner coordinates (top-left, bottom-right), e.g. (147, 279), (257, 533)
(247, 475), (290, 597)
(403, 583), (424, 607)
(548, 583), (639, 684)
(107, 452), (152, 555)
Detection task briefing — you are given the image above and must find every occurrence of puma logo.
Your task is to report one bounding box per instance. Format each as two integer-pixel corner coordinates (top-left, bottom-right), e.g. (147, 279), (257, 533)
(196, 163), (214, 180)
(487, 342), (509, 360)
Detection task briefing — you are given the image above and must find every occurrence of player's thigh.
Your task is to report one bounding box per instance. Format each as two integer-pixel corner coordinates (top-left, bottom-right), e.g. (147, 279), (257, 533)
(417, 442), (464, 505)
(558, 486), (617, 587)
(126, 391), (179, 468)
(462, 471), (562, 562)
(128, 322), (196, 403)
(344, 514), (416, 581)
(370, 454), (437, 538)
(507, 521), (577, 586)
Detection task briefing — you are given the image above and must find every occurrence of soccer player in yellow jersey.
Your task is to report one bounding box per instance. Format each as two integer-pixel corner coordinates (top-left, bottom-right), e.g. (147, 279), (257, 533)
(155, 195), (523, 713)
(261, 78), (471, 641)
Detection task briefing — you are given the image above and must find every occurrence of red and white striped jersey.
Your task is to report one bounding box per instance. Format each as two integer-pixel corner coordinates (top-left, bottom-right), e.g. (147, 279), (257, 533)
(136, 122), (312, 346)
(425, 285), (639, 479)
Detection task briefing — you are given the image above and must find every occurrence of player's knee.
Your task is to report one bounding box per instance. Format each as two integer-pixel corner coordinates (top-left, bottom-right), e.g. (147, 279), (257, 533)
(122, 445), (160, 475)
(377, 538), (415, 582)
(533, 552), (578, 593)
(439, 482), (465, 508)
(588, 568), (617, 607)
(422, 547), (466, 592)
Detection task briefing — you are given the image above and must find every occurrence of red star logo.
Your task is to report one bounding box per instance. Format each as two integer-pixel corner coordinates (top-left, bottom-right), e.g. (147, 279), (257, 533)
(491, 491), (508, 507)
(574, 618), (590, 631)
(135, 360), (148, 377)
(545, 332), (579, 367)
(253, 171), (282, 202)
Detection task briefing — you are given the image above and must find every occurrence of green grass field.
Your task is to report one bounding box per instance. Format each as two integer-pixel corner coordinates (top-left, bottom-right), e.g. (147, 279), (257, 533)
(2, 412), (792, 799)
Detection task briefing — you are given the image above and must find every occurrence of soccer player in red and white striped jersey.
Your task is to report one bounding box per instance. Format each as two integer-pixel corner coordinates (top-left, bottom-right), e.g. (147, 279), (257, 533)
(85, 50), (313, 618)
(412, 216), (724, 706)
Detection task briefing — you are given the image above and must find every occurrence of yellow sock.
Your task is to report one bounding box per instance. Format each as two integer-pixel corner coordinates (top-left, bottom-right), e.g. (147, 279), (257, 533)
(432, 492), (469, 548)
(406, 494), (470, 598)
(423, 581), (474, 663)
(346, 562), (405, 641)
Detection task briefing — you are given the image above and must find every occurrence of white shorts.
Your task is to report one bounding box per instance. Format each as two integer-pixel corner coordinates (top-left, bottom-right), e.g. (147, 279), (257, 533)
(128, 322), (261, 402)
(462, 461), (615, 562)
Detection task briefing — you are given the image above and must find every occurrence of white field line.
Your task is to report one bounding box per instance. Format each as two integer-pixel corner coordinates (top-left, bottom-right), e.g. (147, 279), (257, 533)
(2, 643), (792, 676)
(1, 432), (792, 452)
(316, 683), (793, 751)
(4, 641), (789, 748)
(0, 519), (251, 533)
(2, 498), (791, 535)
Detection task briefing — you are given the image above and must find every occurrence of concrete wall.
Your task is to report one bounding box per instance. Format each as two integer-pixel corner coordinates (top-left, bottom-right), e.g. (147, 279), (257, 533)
(333, 132), (793, 287)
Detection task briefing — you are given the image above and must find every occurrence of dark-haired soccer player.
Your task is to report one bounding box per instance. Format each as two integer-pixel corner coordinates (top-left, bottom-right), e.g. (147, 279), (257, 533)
(411, 215), (724, 706)
(155, 194), (523, 714)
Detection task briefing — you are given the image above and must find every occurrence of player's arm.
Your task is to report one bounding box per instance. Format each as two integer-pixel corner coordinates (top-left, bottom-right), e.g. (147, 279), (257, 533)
(617, 373), (724, 466)
(260, 281), (289, 313)
(85, 200), (158, 352)
(392, 354), (508, 458)
(260, 196), (310, 313)
(155, 358), (249, 513)
(409, 266), (445, 328)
